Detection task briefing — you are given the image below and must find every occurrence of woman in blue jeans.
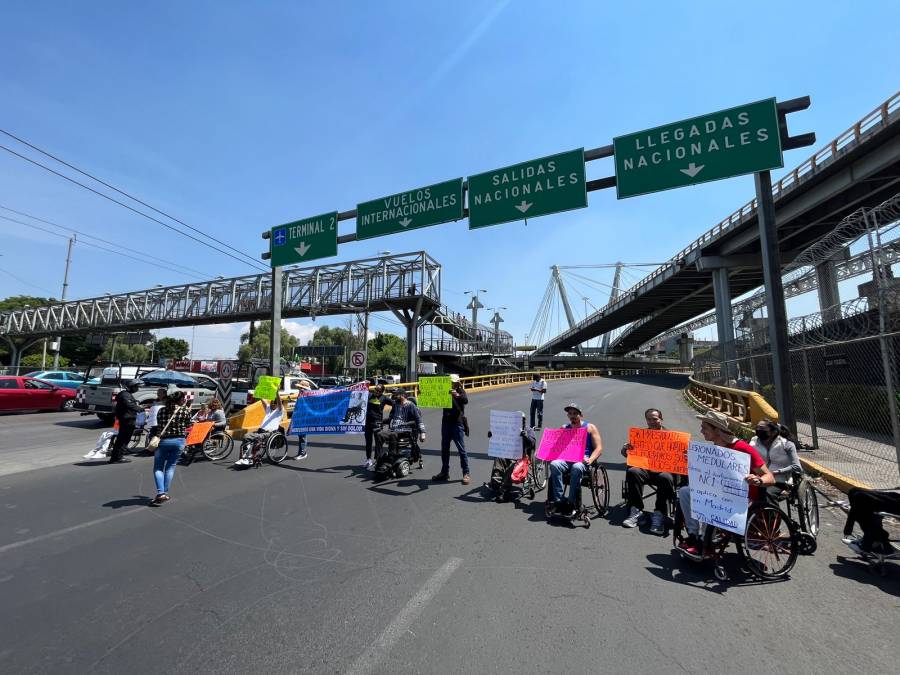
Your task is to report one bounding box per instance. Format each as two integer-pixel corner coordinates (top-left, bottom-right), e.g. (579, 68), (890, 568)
(151, 389), (192, 505)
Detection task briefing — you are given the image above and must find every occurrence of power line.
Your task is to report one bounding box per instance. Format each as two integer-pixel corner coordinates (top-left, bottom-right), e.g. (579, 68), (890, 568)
(0, 207), (213, 278)
(0, 266), (55, 295)
(0, 128), (267, 270)
(0, 141), (269, 272)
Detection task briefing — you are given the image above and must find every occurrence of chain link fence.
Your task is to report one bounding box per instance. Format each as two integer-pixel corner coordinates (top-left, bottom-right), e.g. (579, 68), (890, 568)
(694, 194), (900, 489)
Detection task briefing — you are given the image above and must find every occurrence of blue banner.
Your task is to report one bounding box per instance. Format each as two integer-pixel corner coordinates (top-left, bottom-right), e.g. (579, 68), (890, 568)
(289, 382), (369, 435)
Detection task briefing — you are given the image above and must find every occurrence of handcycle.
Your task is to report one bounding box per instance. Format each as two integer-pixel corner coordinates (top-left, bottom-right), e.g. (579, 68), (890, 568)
(672, 500), (799, 581)
(545, 460), (610, 528)
(770, 471), (820, 555)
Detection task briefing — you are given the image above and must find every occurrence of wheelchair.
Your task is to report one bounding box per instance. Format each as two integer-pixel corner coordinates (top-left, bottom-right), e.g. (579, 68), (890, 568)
(620, 470), (685, 526)
(373, 427), (424, 480)
(672, 499), (799, 581)
(770, 472), (820, 555)
(545, 460), (609, 528)
(236, 429), (290, 468)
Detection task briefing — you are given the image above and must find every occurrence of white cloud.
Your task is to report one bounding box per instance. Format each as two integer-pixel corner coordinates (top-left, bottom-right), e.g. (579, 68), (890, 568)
(284, 320), (318, 345)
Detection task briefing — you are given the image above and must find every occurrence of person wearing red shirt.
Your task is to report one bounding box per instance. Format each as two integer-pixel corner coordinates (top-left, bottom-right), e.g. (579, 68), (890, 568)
(677, 410), (775, 555)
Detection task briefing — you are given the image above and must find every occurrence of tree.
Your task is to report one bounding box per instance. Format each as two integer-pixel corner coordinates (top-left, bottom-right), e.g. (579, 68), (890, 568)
(20, 353), (71, 369)
(100, 340), (150, 363)
(237, 321), (298, 362)
(367, 332), (406, 374)
(155, 337), (190, 359)
(306, 326), (357, 373)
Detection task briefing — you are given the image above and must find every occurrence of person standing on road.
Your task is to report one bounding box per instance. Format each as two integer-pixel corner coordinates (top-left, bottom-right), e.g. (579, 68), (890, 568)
(151, 388), (192, 505)
(288, 380), (311, 460)
(621, 408), (676, 534)
(529, 373), (546, 429)
(547, 403), (603, 512)
(433, 374), (470, 484)
(109, 379), (142, 463)
(363, 383), (389, 470)
(146, 388), (167, 446)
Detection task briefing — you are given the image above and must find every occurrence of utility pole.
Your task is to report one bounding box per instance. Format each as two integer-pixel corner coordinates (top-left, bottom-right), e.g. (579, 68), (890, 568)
(52, 234), (75, 369)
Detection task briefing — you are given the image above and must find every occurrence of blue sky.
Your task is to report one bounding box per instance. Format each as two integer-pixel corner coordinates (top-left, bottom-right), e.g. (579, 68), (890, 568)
(1, 1), (898, 358)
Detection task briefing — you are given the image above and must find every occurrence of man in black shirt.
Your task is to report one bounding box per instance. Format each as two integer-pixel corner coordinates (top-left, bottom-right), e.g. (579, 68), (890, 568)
(433, 374), (470, 484)
(364, 384), (389, 469)
(110, 379), (143, 463)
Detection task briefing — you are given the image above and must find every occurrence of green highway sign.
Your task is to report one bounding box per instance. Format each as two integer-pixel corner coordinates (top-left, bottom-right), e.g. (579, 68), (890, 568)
(356, 178), (464, 240)
(614, 98), (783, 199)
(270, 211), (338, 267)
(467, 148), (587, 229)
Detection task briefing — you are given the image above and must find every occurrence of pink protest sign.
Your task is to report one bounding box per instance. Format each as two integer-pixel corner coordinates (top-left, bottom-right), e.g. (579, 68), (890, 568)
(536, 427), (587, 462)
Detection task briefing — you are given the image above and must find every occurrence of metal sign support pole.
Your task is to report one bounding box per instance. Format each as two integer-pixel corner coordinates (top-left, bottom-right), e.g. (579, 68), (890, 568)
(270, 265), (282, 378)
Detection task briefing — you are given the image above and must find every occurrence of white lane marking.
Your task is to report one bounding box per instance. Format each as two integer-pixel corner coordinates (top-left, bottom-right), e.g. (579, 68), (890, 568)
(346, 557), (463, 675)
(0, 507), (147, 555)
(602, 392), (612, 400)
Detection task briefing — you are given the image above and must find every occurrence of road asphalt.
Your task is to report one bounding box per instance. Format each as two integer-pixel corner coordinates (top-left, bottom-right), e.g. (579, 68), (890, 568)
(0, 374), (897, 674)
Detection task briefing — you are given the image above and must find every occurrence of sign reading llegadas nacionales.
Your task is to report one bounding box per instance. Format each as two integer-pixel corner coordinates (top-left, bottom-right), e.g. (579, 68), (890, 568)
(614, 98), (783, 199)
(356, 178), (464, 240)
(468, 148), (587, 229)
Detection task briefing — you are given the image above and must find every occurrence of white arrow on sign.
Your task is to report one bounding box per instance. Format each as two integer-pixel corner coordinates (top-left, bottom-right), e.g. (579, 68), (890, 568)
(514, 200), (533, 213)
(294, 242), (311, 257)
(398, 217), (412, 227)
(679, 163), (705, 178)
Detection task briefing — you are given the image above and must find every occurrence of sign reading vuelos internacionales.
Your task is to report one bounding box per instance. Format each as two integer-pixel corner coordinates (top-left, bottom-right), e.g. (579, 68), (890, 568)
(356, 178), (464, 240)
(613, 98), (783, 199)
(270, 211), (338, 267)
(468, 148), (587, 229)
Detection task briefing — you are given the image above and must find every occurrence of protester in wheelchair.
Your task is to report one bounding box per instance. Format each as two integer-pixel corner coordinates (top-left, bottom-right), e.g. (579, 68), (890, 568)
(677, 410), (775, 555)
(750, 420), (802, 501)
(235, 398), (284, 466)
(547, 402), (603, 516)
(373, 388), (426, 478)
(621, 407), (676, 534)
(485, 413), (538, 501)
(842, 487), (900, 558)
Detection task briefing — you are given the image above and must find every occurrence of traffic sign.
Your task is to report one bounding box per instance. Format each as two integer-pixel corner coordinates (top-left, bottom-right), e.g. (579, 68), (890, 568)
(219, 361), (234, 381)
(350, 350), (366, 368)
(613, 98), (783, 199)
(468, 148), (587, 229)
(269, 211), (338, 267)
(356, 178), (464, 240)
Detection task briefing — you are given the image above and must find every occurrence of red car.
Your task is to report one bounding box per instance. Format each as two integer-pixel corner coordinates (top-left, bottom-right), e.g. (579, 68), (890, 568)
(0, 376), (77, 412)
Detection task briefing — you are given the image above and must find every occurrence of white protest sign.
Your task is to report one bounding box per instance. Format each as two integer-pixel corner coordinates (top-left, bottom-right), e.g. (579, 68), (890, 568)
(687, 441), (751, 535)
(488, 410), (523, 459)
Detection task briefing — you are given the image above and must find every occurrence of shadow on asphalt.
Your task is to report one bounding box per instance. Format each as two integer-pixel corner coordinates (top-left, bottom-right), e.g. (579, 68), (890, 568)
(54, 417), (108, 429)
(645, 552), (793, 592)
(103, 496), (152, 509)
(610, 373), (690, 390)
(830, 556), (900, 596)
(367, 477), (434, 496)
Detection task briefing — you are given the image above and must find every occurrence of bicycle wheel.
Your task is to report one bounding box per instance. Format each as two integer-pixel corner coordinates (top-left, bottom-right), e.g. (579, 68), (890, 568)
(800, 481), (819, 538)
(589, 464), (609, 517)
(530, 458), (547, 491)
(738, 504), (799, 580)
(203, 432), (234, 461)
(265, 432), (289, 464)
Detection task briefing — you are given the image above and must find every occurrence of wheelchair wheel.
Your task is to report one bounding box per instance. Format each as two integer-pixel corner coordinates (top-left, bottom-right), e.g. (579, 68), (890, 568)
(530, 458), (547, 491)
(128, 430), (144, 449)
(588, 465), (609, 517)
(799, 481), (820, 538)
(203, 432), (234, 461)
(798, 533), (817, 555)
(265, 432), (289, 464)
(738, 504), (799, 580)
(396, 459), (411, 477)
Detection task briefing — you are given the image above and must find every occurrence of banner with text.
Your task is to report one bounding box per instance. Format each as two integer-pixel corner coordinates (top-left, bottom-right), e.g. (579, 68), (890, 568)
(687, 441), (750, 535)
(536, 427), (587, 463)
(289, 383), (369, 434)
(417, 376), (452, 409)
(488, 410), (524, 459)
(627, 428), (691, 475)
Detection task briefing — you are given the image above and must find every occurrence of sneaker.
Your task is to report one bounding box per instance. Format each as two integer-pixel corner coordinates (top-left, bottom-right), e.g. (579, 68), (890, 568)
(294, 451), (308, 460)
(623, 506), (642, 528)
(234, 458), (251, 466)
(680, 533), (702, 556)
(365, 458), (375, 469)
(431, 472), (449, 481)
(462, 474), (471, 485)
(650, 511), (666, 535)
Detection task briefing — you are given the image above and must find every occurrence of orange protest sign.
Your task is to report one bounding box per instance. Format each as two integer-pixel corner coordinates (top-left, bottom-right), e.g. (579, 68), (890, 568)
(626, 427), (691, 475)
(186, 421), (214, 445)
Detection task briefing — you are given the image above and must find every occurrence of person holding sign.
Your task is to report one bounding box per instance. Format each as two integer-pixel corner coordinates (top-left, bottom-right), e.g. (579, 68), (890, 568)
(433, 374), (471, 484)
(362, 384), (389, 470)
(376, 388), (426, 459)
(621, 408), (679, 534)
(547, 402), (603, 514)
(676, 411), (774, 555)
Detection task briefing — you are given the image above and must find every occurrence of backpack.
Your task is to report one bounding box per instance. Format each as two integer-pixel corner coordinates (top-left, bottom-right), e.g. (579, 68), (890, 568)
(510, 455), (531, 484)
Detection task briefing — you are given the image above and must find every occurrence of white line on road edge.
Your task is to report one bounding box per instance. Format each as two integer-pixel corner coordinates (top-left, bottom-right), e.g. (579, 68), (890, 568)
(345, 557), (463, 675)
(0, 507), (147, 555)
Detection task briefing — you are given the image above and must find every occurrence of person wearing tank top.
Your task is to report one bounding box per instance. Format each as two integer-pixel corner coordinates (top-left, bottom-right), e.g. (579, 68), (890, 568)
(547, 402), (603, 510)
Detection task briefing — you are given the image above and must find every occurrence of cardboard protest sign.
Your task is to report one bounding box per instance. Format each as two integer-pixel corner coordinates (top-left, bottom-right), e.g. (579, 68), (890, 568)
(289, 383), (369, 434)
(186, 421), (214, 445)
(627, 428), (691, 475)
(488, 410), (524, 459)
(253, 375), (281, 401)
(228, 400), (265, 431)
(687, 441), (751, 535)
(417, 376), (452, 409)
(536, 426), (587, 463)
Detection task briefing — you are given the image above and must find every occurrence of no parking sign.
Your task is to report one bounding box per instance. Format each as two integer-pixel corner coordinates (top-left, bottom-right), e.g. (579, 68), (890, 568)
(350, 351), (366, 368)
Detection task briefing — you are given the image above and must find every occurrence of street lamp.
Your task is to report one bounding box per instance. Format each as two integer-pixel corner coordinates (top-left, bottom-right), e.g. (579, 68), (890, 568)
(463, 289), (488, 332)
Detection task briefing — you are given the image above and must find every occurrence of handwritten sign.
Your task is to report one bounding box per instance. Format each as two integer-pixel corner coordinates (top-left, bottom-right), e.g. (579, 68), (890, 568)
(536, 427), (587, 463)
(488, 410), (524, 459)
(417, 376), (452, 409)
(627, 428), (691, 475)
(687, 441), (751, 535)
(186, 421), (214, 445)
(253, 375), (281, 401)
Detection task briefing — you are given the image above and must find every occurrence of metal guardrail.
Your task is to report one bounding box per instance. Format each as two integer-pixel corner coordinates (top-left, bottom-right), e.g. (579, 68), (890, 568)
(540, 92), (900, 353)
(391, 369), (605, 398)
(685, 376), (778, 425)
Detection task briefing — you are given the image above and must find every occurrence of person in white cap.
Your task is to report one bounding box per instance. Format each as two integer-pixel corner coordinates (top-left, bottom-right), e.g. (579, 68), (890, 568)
(432, 374), (470, 484)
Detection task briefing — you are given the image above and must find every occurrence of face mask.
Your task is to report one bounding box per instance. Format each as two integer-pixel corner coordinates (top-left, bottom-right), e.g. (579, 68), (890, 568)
(756, 429), (770, 441)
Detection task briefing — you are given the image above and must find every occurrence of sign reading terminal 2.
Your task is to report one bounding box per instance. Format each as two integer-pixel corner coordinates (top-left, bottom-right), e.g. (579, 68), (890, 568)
(613, 98), (783, 199)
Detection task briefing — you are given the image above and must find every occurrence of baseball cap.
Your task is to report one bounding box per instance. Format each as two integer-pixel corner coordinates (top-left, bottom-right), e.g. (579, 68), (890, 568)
(563, 402), (582, 415)
(449, 374), (460, 383)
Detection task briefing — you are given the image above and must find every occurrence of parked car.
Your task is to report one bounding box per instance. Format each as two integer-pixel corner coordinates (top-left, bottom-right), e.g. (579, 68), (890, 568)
(318, 376), (341, 389)
(24, 370), (85, 390)
(231, 379), (250, 411)
(0, 376), (77, 412)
